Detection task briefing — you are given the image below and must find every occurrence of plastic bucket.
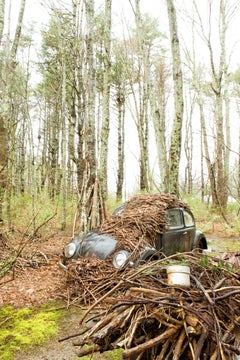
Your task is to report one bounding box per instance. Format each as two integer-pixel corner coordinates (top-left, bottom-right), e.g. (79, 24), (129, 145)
(167, 265), (190, 287)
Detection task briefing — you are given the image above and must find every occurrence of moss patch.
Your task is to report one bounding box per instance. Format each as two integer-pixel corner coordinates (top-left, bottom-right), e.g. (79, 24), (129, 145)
(0, 303), (64, 360)
(77, 348), (123, 360)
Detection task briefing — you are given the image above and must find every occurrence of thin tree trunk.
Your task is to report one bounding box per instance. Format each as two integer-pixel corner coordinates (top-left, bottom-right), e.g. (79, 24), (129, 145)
(0, 0), (5, 45)
(150, 59), (169, 192)
(0, 117), (7, 223)
(61, 62), (67, 230)
(166, 0), (184, 196)
(0, 0), (6, 223)
(199, 100), (217, 205)
(184, 94), (193, 194)
(10, 0), (26, 61)
(116, 94), (125, 202)
(134, 0), (150, 191)
(99, 0), (112, 200)
(1, 0), (26, 229)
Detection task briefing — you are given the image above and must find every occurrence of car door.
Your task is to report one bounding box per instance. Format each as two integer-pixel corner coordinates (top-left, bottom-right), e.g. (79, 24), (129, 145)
(162, 208), (195, 256)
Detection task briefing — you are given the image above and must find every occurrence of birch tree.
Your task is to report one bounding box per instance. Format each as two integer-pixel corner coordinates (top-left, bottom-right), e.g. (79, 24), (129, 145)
(99, 0), (112, 201)
(0, 0), (4, 44)
(150, 56), (170, 192)
(112, 41), (128, 202)
(166, 0), (184, 196)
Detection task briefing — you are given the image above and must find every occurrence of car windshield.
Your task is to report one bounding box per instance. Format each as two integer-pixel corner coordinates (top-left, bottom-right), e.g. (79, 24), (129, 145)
(80, 232), (118, 260)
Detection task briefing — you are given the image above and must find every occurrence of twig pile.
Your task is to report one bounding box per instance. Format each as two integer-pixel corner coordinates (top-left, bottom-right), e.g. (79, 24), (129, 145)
(99, 193), (190, 251)
(66, 254), (240, 360)
(65, 193), (190, 304)
(62, 194), (240, 358)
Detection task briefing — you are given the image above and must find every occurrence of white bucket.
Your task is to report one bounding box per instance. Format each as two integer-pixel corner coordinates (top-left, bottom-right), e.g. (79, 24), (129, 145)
(167, 265), (190, 287)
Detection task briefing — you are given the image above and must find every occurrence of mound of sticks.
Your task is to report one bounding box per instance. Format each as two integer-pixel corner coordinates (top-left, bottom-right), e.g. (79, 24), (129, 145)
(99, 193), (190, 251)
(62, 194), (240, 358)
(65, 193), (190, 304)
(63, 254), (240, 360)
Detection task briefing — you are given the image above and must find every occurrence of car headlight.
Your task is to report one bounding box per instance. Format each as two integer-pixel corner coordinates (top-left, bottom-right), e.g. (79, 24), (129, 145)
(64, 243), (77, 258)
(112, 250), (130, 268)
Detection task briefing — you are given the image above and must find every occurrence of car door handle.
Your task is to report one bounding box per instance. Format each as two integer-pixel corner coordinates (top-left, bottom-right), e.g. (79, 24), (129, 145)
(183, 231), (187, 235)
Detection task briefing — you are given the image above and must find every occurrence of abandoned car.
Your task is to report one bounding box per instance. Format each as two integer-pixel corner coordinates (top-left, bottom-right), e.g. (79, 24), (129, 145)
(59, 194), (207, 270)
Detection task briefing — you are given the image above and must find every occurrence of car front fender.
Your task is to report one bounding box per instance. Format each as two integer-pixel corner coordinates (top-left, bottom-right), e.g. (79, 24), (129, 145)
(135, 247), (159, 266)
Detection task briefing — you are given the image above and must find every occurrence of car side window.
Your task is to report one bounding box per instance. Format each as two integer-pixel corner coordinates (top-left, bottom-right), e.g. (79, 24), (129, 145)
(183, 210), (195, 227)
(166, 209), (184, 229)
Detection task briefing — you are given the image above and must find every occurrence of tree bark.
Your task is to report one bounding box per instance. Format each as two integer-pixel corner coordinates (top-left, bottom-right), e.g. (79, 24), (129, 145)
(99, 0), (112, 200)
(0, 0), (4, 45)
(116, 93), (125, 202)
(0, 117), (7, 223)
(150, 58), (170, 192)
(166, 0), (184, 196)
(10, 0), (26, 61)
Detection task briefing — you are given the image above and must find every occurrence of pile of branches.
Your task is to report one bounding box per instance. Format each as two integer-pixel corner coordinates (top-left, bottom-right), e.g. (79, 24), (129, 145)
(63, 254), (240, 360)
(62, 194), (240, 358)
(65, 193), (190, 303)
(99, 193), (190, 251)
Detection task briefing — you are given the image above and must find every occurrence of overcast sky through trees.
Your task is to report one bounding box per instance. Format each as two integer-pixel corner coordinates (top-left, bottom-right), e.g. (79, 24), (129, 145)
(5, 0), (240, 196)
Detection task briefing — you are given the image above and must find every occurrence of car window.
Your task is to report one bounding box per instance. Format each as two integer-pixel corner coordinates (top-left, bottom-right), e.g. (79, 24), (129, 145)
(183, 210), (195, 227)
(166, 209), (184, 229)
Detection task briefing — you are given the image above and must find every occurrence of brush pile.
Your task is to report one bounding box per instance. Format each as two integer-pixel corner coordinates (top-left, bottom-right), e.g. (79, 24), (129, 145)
(99, 193), (190, 251)
(62, 194), (240, 359)
(68, 254), (240, 359)
(65, 193), (189, 303)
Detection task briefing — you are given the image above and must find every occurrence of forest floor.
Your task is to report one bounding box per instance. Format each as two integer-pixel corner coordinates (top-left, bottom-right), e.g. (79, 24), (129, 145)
(0, 223), (239, 359)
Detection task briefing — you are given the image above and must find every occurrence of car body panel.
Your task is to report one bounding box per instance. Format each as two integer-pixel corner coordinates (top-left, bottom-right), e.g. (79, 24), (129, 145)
(161, 208), (196, 255)
(71, 232), (117, 260)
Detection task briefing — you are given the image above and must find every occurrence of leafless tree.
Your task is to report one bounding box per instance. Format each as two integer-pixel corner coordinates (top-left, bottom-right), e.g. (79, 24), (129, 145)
(166, 0), (184, 196)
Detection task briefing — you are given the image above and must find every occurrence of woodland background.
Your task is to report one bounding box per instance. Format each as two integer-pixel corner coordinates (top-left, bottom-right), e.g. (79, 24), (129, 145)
(1, 0), (240, 234)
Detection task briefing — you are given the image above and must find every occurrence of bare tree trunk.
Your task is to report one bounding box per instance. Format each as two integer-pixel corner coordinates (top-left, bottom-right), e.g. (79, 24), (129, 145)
(10, 0), (26, 61)
(99, 0), (112, 200)
(0, 0), (26, 228)
(150, 59), (170, 192)
(199, 100), (217, 205)
(208, 0), (228, 210)
(112, 42), (127, 202)
(116, 94), (125, 202)
(61, 62), (67, 231)
(224, 87), (230, 198)
(0, 117), (7, 223)
(193, 0), (230, 210)
(0, 0), (5, 45)
(72, 0), (107, 233)
(166, 0), (184, 196)
(132, 0), (150, 192)
(184, 97), (193, 194)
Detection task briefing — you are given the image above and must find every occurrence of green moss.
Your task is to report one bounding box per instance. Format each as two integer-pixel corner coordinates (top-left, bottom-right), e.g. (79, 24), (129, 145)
(0, 303), (64, 360)
(77, 348), (124, 360)
(105, 348), (123, 360)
